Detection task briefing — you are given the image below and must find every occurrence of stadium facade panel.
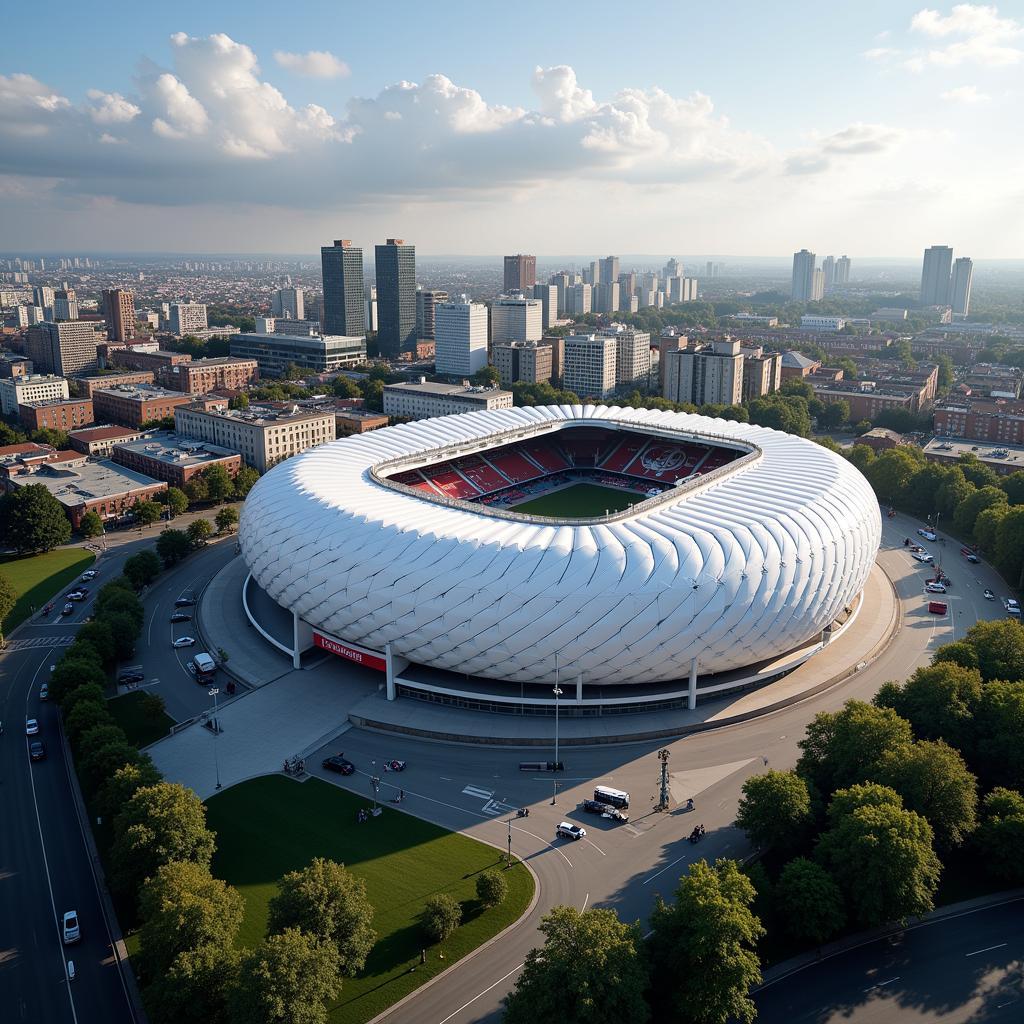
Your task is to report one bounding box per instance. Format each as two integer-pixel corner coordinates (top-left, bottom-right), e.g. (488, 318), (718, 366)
(239, 405), (881, 687)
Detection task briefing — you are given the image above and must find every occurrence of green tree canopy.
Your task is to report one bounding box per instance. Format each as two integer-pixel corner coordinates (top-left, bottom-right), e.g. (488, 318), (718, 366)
(873, 662), (982, 750)
(49, 654), (107, 702)
(0, 484), (72, 553)
(735, 770), (813, 853)
(187, 518), (213, 547)
(184, 474), (209, 504)
(78, 509), (104, 538)
(864, 448), (925, 504)
(97, 757), (163, 821)
(504, 906), (650, 1024)
(232, 465), (259, 499)
(133, 500), (164, 527)
(421, 892), (462, 944)
(146, 943), (239, 1024)
(157, 529), (193, 566)
(974, 681), (1024, 790)
(79, 738), (141, 797)
(993, 506), (1024, 582)
(76, 619), (117, 667)
(65, 698), (115, 745)
(952, 485), (1007, 539)
(202, 464), (234, 503)
(0, 572), (15, 643)
(164, 487), (189, 516)
(931, 640), (980, 672)
(774, 857), (846, 948)
(215, 506), (239, 534)
(475, 869), (508, 909)
(973, 504), (1008, 553)
(975, 788), (1024, 883)
(958, 619), (1024, 683)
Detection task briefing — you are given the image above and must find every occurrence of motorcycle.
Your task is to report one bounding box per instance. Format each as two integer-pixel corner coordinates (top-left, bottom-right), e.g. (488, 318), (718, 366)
(516, 807), (530, 818)
(688, 825), (706, 844)
(383, 759), (407, 772)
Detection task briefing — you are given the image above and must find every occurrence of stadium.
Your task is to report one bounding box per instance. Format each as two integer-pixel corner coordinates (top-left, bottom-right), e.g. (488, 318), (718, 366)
(238, 405), (881, 713)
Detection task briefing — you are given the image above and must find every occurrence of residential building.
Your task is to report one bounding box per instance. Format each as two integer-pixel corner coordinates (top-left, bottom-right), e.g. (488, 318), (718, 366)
(663, 338), (744, 406)
(103, 288), (136, 342)
(0, 352), (32, 379)
(870, 308), (909, 322)
(53, 289), (78, 321)
(493, 340), (553, 386)
(618, 271), (637, 301)
(822, 255), (836, 289)
(962, 364), (1022, 399)
(923, 436), (1024, 477)
(230, 332), (366, 376)
(382, 379), (513, 420)
(933, 399), (1024, 445)
(729, 314), (779, 327)
(19, 397), (94, 432)
(0, 373), (69, 415)
(740, 345), (782, 401)
(859, 427), (908, 452)
(335, 410), (389, 436)
(321, 239), (366, 336)
(658, 329), (687, 391)
(594, 280), (621, 314)
(563, 333), (617, 398)
(667, 276), (699, 303)
(75, 371), (156, 397)
(365, 284), (378, 333)
(32, 285), (54, 315)
(800, 315), (846, 332)
(565, 283), (592, 316)
(92, 384), (196, 429)
(548, 272), (572, 315)
(68, 424), (145, 457)
(532, 283), (558, 330)
(158, 356), (259, 394)
(272, 286), (305, 321)
(950, 257), (974, 317)
(110, 348), (191, 373)
(415, 288), (449, 341)
(791, 249), (817, 301)
(434, 298), (489, 377)
(812, 269), (825, 301)
(835, 255), (851, 284)
(809, 379), (920, 420)
(920, 245), (954, 306)
(503, 254), (536, 294)
(375, 238), (416, 355)
(112, 431), (242, 487)
(168, 303), (209, 336)
(25, 320), (100, 375)
(491, 293), (543, 344)
(599, 324), (651, 388)
(599, 256), (620, 288)
(174, 403), (335, 474)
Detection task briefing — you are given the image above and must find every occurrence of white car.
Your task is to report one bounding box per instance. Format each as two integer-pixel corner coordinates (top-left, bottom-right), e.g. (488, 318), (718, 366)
(25, 718), (39, 735)
(80, 570), (98, 581)
(925, 582), (947, 594)
(62, 910), (80, 945)
(172, 636), (196, 648)
(910, 551), (934, 564)
(555, 821), (586, 841)
(1005, 598), (1021, 618)
(917, 528), (937, 541)
(984, 589), (995, 600)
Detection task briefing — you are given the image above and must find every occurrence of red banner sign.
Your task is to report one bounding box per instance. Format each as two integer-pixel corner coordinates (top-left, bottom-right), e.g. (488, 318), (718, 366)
(313, 632), (387, 672)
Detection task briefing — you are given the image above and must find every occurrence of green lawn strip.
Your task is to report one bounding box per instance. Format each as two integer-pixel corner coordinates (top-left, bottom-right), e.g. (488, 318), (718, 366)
(511, 482), (646, 518)
(0, 548), (96, 635)
(106, 691), (175, 748)
(205, 775), (533, 1024)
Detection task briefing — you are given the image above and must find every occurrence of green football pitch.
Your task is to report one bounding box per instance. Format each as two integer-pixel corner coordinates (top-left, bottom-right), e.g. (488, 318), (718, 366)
(510, 482), (647, 517)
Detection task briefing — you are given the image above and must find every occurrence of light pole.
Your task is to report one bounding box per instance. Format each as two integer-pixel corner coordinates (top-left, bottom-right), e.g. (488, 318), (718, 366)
(208, 688), (221, 790)
(551, 682), (562, 805)
(506, 817), (512, 868)
(370, 760), (380, 811)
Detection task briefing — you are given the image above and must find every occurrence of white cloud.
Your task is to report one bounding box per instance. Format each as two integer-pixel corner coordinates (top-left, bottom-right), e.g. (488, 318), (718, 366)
(784, 122), (903, 176)
(0, 73), (69, 136)
(909, 3), (1023, 67)
(273, 49), (350, 79)
(532, 65), (598, 120)
(151, 73), (209, 137)
(86, 89), (141, 125)
(941, 84), (992, 101)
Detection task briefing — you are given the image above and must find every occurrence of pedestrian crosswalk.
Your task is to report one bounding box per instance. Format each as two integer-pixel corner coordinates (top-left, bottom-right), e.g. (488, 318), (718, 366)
(462, 785), (493, 800)
(4, 636), (74, 652)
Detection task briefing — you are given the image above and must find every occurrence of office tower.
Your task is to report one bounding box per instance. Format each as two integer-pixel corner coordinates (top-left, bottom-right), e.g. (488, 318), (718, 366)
(492, 293), (543, 343)
(532, 283), (558, 330)
(434, 297), (489, 377)
(618, 271), (637, 300)
(493, 340), (553, 386)
(791, 250), (817, 301)
(663, 258), (681, 280)
(563, 334), (617, 398)
(663, 338), (744, 406)
(599, 256), (620, 288)
(32, 285), (55, 315)
(822, 255), (836, 288)
(415, 288), (449, 340)
(15, 304), (30, 328)
(168, 303), (208, 335)
(565, 283), (592, 316)
(53, 289), (78, 320)
(594, 280), (620, 314)
(548, 272), (571, 315)
(321, 239), (366, 336)
(365, 285), (378, 333)
(920, 245), (954, 306)
(25, 320), (99, 375)
(375, 238), (417, 356)
(27, 305), (45, 325)
(812, 269), (825, 302)
(272, 286), (305, 320)
(835, 255), (851, 285)
(503, 254), (536, 294)
(588, 260), (601, 286)
(103, 288), (136, 342)
(949, 257), (974, 317)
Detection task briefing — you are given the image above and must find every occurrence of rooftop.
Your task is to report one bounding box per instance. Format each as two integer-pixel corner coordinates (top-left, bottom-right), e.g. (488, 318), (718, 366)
(93, 383), (189, 402)
(20, 397), (90, 408)
(69, 424), (145, 442)
(170, 356), (258, 368)
(114, 431), (239, 466)
(384, 380), (513, 398)
(7, 458), (163, 507)
(782, 351), (819, 368)
(924, 436), (1024, 469)
(180, 402), (333, 425)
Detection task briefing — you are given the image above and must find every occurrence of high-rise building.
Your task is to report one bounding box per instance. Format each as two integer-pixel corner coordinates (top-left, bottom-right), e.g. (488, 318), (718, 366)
(658, 329), (687, 391)
(617, 272), (637, 300)
(565, 283), (592, 317)
(668, 277), (699, 303)
(415, 288), (449, 341)
(663, 258), (681, 280)
(791, 250), (816, 301)
(375, 239), (416, 356)
(587, 260), (601, 286)
(272, 286), (305, 321)
(812, 269), (825, 302)
(594, 280), (620, 314)
(532, 283), (558, 330)
(365, 285), (378, 333)
(822, 255), (836, 289)
(949, 257), (974, 317)
(321, 239), (366, 336)
(548, 272), (573, 315)
(599, 324), (651, 388)
(663, 338), (744, 406)
(53, 289), (78, 321)
(32, 285), (54, 316)
(599, 256), (620, 288)
(740, 345), (782, 401)
(493, 340), (553, 386)
(503, 254), (537, 294)
(835, 255), (851, 284)
(921, 246), (954, 306)
(563, 334), (617, 398)
(103, 288), (136, 342)
(25, 321), (100, 376)
(434, 297), (489, 377)
(168, 303), (208, 336)
(491, 294), (543, 344)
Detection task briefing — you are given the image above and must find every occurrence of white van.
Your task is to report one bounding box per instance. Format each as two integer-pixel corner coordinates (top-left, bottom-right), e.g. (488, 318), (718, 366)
(594, 785), (630, 809)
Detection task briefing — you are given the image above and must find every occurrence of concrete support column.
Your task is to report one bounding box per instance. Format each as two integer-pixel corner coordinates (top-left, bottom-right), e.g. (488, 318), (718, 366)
(291, 611), (303, 670)
(688, 656), (698, 711)
(385, 643), (409, 701)
(576, 673), (583, 703)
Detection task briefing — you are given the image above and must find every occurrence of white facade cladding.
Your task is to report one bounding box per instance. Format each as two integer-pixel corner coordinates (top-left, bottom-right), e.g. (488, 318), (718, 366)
(239, 405), (881, 688)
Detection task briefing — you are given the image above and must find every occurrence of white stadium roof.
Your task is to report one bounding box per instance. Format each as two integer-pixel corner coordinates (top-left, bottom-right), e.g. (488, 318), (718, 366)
(239, 405), (881, 687)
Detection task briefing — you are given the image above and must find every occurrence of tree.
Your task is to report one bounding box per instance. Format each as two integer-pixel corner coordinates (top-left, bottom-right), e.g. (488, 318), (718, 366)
(1001, 471), (1024, 506)
(818, 400), (849, 431)
(0, 421), (27, 446)
(146, 943), (238, 1024)
(230, 392), (251, 409)
(75, 722), (126, 761)
(157, 529), (193, 566)
(60, 682), (106, 720)
(735, 770), (812, 853)
(647, 858), (763, 1024)
(796, 700), (914, 795)
(232, 465), (259, 499)
(139, 860), (244, 977)
(774, 858), (845, 948)
(0, 484), (71, 553)
(76, 619), (117, 667)
(958, 453), (1000, 489)
(864, 449), (923, 503)
(79, 738), (140, 796)
(202, 465), (234, 504)
(332, 376), (361, 399)
(31, 427), (70, 449)
(95, 588), (145, 631)
(105, 610), (140, 660)
(974, 504), (1008, 553)
(184, 475), (209, 504)
(133, 500), (163, 527)
(266, 858), (376, 976)
(421, 892), (462, 943)
(49, 655), (107, 702)
(215, 506), (239, 534)
(475, 868), (508, 909)
(79, 510), (104, 538)
(993, 506), (1024, 582)
(973, 682), (1024, 790)
(975, 788), (1024, 883)
(953, 485), (1007, 539)
(472, 366), (501, 386)
(958, 619), (1024, 683)
(0, 572), (15, 645)
(931, 640), (980, 671)
(96, 757), (162, 821)
(65, 699), (114, 745)
(816, 783), (941, 926)
(504, 906), (650, 1024)
(111, 782), (216, 897)
(873, 663), (982, 750)
(187, 519), (213, 547)
(122, 548), (160, 589)
(935, 469), (975, 521)
(164, 487), (189, 516)
(227, 928), (340, 1024)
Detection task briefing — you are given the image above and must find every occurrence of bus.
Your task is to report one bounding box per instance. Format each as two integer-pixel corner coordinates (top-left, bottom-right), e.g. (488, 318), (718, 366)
(594, 785), (630, 809)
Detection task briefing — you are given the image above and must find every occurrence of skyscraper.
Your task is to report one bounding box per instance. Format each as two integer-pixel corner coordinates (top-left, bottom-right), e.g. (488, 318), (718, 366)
(321, 240), (366, 336)
(435, 297), (489, 377)
(53, 289), (78, 321)
(103, 288), (136, 342)
(532, 283), (558, 330)
(503, 254), (537, 294)
(599, 256), (620, 288)
(415, 288), (449, 341)
(32, 285), (54, 315)
(835, 255), (851, 284)
(949, 257), (974, 317)
(375, 239), (416, 356)
(25, 321), (99, 375)
(920, 245), (954, 306)
(791, 250), (816, 301)
(822, 255), (836, 289)
(272, 286), (305, 321)
(492, 294), (543, 343)
(812, 269), (825, 302)
(594, 281), (620, 314)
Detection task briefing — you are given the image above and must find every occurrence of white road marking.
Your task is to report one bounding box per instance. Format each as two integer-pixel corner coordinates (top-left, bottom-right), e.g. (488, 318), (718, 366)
(581, 892), (589, 911)
(966, 943), (1007, 956)
(436, 962), (525, 1024)
(462, 785), (493, 800)
(863, 977), (900, 992)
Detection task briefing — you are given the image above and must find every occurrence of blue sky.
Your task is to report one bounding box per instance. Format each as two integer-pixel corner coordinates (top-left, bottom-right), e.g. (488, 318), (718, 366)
(1, 1), (1022, 254)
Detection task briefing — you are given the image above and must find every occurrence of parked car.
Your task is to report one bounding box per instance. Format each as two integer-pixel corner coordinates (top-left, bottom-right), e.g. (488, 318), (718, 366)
(556, 821), (586, 841)
(174, 598), (195, 607)
(61, 603), (74, 616)
(581, 799), (607, 814)
(925, 582), (947, 594)
(928, 600), (948, 615)
(917, 528), (937, 541)
(62, 911), (80, 945)
(172, 636), (196, 648)
(118, 669), (145, 685)
(960, 547), (980, 563)
(25, 718), (39, 735)
(1005, 598), (1021, 619)
(170, 612), (191, 623)
(910, 551), (934, 564)
(39, 682), (49, 701)
(322, 754), (355, 775)
(984, 589), (995, 600)
(29, 740), (46, 761)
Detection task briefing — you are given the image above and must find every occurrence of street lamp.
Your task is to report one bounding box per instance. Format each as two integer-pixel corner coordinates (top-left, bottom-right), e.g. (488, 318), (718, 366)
(506, 817), (512, 868)
(208, 688), (221, 790)
(551, 682), (563, 805)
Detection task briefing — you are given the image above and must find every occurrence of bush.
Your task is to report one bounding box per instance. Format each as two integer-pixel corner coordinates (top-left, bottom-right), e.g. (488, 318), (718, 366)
(475, 869), (508, 908)
(421, 893), (462, 943)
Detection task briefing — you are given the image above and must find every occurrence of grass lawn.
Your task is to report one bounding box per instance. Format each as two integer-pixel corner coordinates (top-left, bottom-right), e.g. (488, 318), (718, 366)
(511, 482), (646, 518)
(204, 775), (534, 1024)
(0, 548), (96, 636)
(106, 691), (175, 748)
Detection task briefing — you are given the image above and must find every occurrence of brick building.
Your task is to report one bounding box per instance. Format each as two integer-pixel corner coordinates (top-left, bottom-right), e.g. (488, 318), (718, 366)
(92, 384), (196, 428)
(75, 370), (155, 398)
(19, 397), (94, 432)
(68, 424), (146, 457)
(932, 399), (1024, 446)
(335, 410), (389, 436)
(111, 431), (242, 487)
(157, 356), (259, 394)
(112, 348), (192, 373)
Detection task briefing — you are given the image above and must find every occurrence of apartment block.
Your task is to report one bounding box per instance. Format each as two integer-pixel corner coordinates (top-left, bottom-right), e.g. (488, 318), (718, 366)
(382, 380), (513, 420)
(112, 431), (242, 487)
(75, 371), (155, 398)
(157, 356), (259, 394)
(92, 384), (196, 428)
(563, 334), (617, 399)
(493, 340), (553, 386)
(25, 320), (100, 375)
(0, 373), (69, 415)
(19, 397), (94, 432)
(663, 338), (744, 406)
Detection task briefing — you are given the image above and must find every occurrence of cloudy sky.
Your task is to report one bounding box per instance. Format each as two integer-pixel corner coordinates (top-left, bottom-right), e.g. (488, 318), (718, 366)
(2, 0), (1022, 255)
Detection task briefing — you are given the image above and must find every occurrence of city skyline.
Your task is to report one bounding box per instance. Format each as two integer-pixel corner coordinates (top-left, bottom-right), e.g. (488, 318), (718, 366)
(2, 1), (1023, 255)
